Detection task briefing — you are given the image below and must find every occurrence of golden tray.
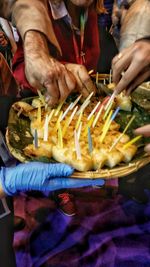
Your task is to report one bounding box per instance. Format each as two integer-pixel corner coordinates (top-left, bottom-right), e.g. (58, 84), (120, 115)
(6, 97), (150, 179)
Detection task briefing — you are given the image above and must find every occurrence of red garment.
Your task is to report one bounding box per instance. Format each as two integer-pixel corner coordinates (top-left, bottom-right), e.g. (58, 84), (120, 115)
(12, 6), (100, 92)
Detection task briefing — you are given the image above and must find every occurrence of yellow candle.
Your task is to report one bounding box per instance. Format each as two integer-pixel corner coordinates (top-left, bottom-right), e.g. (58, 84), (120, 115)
(37, 104), (41, 123)
(75, 112), (83, 130)
(100, 110), (113, 143)
(58, 122), (63, 148)
(123, 135), (142, 149)
(109, 115), (136, 151)
(88, 69), (94, 75)
(103, 101), (113, 120)
(48, 109), (55, 123)
(92, 105), (103, 128)
(83, 115), (94, 136)
(62, 117), (70, 137)
(55, 111), (63, 130)
(55, 100), (65, 116)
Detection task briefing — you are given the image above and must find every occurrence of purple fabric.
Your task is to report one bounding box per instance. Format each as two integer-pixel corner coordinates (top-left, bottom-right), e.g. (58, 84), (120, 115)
(14, 188), (150, 267)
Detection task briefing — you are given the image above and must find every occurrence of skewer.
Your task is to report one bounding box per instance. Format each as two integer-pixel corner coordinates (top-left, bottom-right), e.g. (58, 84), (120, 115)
(58, 123), (63, 148)
(43, 114), (49, 141)
(87, 101), (101, 121)
(55, 100), (65, 116)
(123, 135), (142, 149)
(100, 110), (113, 143)
(74, 130), (81, 160)
(60, 102), (73, 121)
(92, 105), (103, 128)
(70, 94), (82, 110)
(77, 122), (82, 140)
(88, 127), (93, 154)
(109, 115), (136, 151)
(33, 129), (38, 148)
(88, 69), (94, 75)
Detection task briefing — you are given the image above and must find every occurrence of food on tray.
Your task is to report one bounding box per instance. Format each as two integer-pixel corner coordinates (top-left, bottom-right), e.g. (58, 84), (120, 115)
(9, 96), (138, 172)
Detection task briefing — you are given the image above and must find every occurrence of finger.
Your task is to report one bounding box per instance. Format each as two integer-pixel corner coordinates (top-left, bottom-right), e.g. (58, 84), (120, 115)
(57, 74), (70, 102)
(126, 68), (150, 95)
(46, 178), (105, 191)
(114, 59), (145, 95)
(112, 52), (133, 85)
(134, 125), (150, 137)
(144, 144), (150, 154)
(75, 75), (89, 97)
(64, 70), (77, 93)
(78, 69), (96, 95)
(44, 79), (60, 107)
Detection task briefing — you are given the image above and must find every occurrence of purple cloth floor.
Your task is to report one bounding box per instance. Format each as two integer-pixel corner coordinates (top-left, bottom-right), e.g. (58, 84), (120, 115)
(14, 188), (150, 267)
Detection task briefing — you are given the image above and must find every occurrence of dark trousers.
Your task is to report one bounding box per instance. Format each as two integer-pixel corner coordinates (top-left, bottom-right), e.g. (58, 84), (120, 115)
(0, 96), (17, 267)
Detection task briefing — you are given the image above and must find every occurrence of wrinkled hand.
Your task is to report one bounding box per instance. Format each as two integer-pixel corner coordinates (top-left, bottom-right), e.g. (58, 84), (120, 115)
(0, 162), (104, 196)
(24, 31), (76, 106)
(134, 124), (150, 154)
(65, 63), (96, 98)
(0, 31), (8, 47)
(112, 40), (150, 95)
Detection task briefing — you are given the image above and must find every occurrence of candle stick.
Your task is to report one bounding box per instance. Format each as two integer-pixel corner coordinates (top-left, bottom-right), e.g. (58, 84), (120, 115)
(62, 106), (78, 136)
(74, 130), (81, 160)
(58, 122), (63, 148)
(123, 135), (142, 149)
(70, 94), (82, 110)
(109, 115), (136, 151)
(37, 104), (41, 123)
(104, 91), (117, 111)
(33, 129), (38, 148)
(43, 114), (49, 141)
(100, 110), (113, 143)
(77, 91), (94, 115)
(55, 111), (63, 130)
(83, 115), (94, 136)
(75, 111), (83, 130)
(103, 100), (114, 120)
(77, 99), (90, 115)
(60, 102), (73, 121)
(88, 69), (94, 75)
(103, 79), (106, 85)
(48, 109), (55, 123)
(55, 100), (65, 116)
(92, 105), (103, 128)
(110, 106), (120, 121)
(68, 105), (78, 125)
(77, 122), (82, 140)
(88, 127), (93, 154)
(87, 101), (101, 121)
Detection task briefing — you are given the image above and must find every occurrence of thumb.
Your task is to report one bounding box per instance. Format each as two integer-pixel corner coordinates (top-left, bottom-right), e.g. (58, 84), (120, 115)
(134, 125), (150, 137)
(46, 163), (74, 178)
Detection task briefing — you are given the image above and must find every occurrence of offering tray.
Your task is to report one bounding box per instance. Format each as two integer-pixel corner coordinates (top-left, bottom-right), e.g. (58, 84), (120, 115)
(6, 96), (150, 179)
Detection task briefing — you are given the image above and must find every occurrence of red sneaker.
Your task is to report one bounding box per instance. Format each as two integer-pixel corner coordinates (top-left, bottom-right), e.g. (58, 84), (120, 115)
(53, 191), (76, 216)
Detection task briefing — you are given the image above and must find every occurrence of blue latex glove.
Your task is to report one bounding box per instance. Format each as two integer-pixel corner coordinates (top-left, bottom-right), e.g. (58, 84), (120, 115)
(0, 162), (104, 196)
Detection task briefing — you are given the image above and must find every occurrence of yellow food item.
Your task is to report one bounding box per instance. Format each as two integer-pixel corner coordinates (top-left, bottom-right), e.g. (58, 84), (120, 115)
(13, 97), (137, 171)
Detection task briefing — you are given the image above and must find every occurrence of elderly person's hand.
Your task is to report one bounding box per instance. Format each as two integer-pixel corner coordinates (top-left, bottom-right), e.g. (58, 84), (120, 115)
(0, 31), (8, 47)
(134, 124), (150, 154)
(65, 63), (96, 97)
(24, 31), (77, 106)
(112, 40), (150, 95)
